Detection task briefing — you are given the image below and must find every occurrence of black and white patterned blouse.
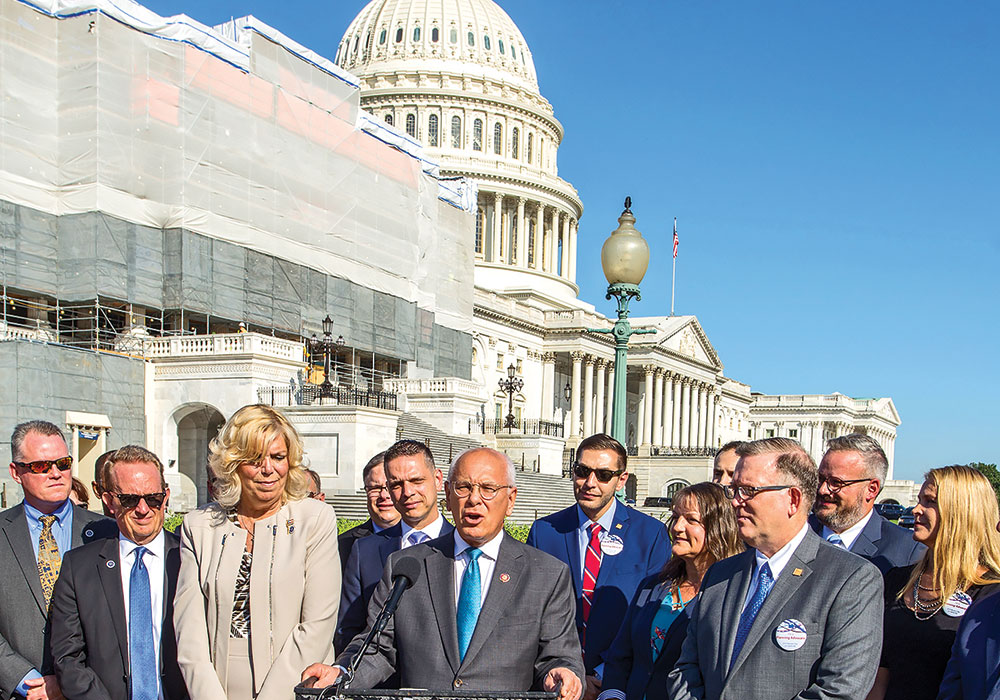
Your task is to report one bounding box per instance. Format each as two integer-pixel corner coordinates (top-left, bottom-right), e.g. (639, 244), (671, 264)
(230, 549), (252, 638)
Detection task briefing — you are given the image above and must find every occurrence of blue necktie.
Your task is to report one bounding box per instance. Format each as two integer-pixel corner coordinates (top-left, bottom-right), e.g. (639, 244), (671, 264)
(827, 533), (846, 548)
(730, 562), (774, 670)
(457, 548), (483, 661)
(129, 547), (157, 700)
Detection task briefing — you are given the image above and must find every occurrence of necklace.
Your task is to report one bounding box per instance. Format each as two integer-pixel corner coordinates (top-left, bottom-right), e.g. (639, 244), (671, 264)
(910, 572), (943, 620)
(235, 513), (256, 541)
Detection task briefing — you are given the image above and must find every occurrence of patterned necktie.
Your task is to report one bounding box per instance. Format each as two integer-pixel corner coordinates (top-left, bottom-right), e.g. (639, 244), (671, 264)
(582, 523), (603, 626)
(129, 547), (157, 700)
(730, 562), (774, 669)
(37, 515), (61, 612)
(457, 548), (483, 661)
(827, 533), (846, 549)
(407, 530), (427, 548)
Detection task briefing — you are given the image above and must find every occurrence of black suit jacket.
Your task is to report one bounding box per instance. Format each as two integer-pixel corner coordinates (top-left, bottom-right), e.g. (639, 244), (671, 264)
(0, 503), (112, 698)
(50, 532), (188, 700)
(809, 511), (925, 575)
(338, 519), (374, 571)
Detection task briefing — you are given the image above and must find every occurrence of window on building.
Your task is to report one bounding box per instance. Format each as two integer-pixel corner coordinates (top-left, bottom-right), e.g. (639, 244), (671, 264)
(379, 29), (387, 44)
(511, 127), (519, 159)
(428, 114), (439, 146)
(496, 354), (505, 370)
(495, 403), (503, 421)
(364, 32), (372, 59)
(384, 113), (393, 126)
(493, 123), (502, 155)
(514, 406), (522, 422)
(450, 27), (457, 43)
(431, 27), (439, 42)
(451, 116), (462, 148)
(467, 31), (475, 46)
(527, 133), (533, 163)
(789, 428), (799, 438)
(473, 119), (483, 151)
(483, 35), (491, 50)
(510, 217), (518, 264)
(405, 114), (416, 137)
(516, 358), (523, 375)
(395, 28), (403, 43)
(527, 220), (535, 266)
(765, 429), (775, 438)
(499, 39), (505, 54)
(352, 35), (359, 54)
(475, 207), (484, 254)
(413, 26), (420, 42)
(511, 44), (517, 60)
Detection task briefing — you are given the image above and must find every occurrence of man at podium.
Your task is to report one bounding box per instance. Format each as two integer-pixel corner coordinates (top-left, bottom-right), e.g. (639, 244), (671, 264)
(303, 447), (584, 700)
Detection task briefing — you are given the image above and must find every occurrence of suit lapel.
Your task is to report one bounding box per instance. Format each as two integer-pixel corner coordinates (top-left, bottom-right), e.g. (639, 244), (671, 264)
(720, 551), (754, 672)
(425, 538), (460, 674)
(461, 534), (522, 667)
(97, 536), (129, 669)
(3, 505), (47, 613)
(849, 513), (881, 559)
(562, 509), (583, 596)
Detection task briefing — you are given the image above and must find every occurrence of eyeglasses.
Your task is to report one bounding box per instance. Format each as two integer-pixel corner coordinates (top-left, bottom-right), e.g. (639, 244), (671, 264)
(449, 482), (513, 501)
(723, 484), (794, 501)
(365, 484), (390, 495)
(818, 476), (873, 493)
(13, 456), (73, 474)
(113, 492), (167, 509)
(573, 463), (624, 483)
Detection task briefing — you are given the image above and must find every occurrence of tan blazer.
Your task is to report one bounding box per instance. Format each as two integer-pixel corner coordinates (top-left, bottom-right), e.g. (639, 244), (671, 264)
(174, 498), (340, 700)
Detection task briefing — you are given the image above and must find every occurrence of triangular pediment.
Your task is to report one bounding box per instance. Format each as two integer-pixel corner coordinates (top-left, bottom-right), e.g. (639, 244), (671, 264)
(631, 315), (723, 370)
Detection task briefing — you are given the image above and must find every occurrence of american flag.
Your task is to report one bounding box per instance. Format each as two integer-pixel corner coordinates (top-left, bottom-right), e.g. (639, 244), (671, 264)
(672, 218), (679, 259)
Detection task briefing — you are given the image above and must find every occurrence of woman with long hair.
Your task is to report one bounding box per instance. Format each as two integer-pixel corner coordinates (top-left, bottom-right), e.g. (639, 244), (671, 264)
(867, 465), (1000, 700)
(599, 482), (744, 700)
(174, 404), (340, 700)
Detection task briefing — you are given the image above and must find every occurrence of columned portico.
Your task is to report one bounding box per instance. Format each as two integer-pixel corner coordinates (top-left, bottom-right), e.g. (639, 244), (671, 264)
(541, 353), (555, 421)
(680, 379), (691, 450)
(570, 351), (583, 438)
(642, 365), (655, 447)
(652, 370), (664, 447)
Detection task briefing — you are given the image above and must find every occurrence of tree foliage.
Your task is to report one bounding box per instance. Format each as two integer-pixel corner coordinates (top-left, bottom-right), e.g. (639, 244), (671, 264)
(969, 462), (1000, 503)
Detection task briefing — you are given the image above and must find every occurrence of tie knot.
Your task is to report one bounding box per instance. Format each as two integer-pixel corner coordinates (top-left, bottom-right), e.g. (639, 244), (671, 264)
(467, 547), (482, 563)
(827, 533), (844, 546)
(588, 523), (602, 538)
(409, 531), (427, 546)
(39, 515), (56, 529)
(134, 546), (148, 563)
(759, 562), (773, 582)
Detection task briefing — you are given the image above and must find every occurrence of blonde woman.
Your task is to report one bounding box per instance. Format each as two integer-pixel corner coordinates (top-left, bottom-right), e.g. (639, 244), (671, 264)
(868, 465), (1000, 700)
(174, 405), (340, 700)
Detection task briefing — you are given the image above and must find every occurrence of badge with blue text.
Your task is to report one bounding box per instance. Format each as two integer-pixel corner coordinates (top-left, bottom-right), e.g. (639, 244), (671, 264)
(943, 591), (972, 617)
(774, 619), (807, 651)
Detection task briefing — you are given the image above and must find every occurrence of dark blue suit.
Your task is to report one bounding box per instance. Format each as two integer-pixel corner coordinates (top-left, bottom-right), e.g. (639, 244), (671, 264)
(601, 574), (692, 700)
(336, 520), (454, 652)
(526, 504), (670, 673)
(809, 511), (925, 575)
(938, 590), (1000, 700)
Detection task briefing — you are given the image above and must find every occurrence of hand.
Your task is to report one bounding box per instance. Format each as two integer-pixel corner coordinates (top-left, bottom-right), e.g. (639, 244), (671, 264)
(24, 675), (64, 700)
(301, 664), (342, 689)
(544, 667), (583, 700)
(583, 674), (602, 700)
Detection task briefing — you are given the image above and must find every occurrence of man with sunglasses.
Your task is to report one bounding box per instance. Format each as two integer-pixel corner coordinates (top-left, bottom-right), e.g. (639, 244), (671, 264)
(667, 437), (883, 700)
(50, 445), (187, 700)
(809, 433), (924, 575)
(527, 434), (669, 700)
(337, 451), (401, 572)
(0, 420), (111, 700)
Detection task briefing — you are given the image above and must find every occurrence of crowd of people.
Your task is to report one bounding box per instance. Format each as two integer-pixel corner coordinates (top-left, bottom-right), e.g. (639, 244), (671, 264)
(1, 408), (998, 700)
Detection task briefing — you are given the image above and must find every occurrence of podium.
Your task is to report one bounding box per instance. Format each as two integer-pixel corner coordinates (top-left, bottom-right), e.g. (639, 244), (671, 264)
(295, 688), (558, 700)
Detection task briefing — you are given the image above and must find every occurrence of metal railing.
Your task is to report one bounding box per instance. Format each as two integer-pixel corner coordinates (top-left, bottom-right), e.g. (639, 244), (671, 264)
(469, 416), (564, 437)
(258, 384), (398, 410)
(625, 446), (715, 457)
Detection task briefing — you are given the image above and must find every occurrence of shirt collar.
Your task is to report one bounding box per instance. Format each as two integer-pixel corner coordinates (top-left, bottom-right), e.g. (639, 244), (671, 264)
(753, 522), (810, 580)
(119, 528), (166, 560)
(453, 527), (504, 561)
(24, 498), (73, 526)
(577, 498), (617, 533)
(821, 508), (874, 550)
(400, 513), (443, 542)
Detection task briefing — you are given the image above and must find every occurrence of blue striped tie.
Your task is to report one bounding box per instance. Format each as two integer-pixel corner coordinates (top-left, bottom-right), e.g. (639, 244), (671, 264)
(129, 547), (157, 700)
(457, 548), (483, 661)
(730, 562), (773, 670)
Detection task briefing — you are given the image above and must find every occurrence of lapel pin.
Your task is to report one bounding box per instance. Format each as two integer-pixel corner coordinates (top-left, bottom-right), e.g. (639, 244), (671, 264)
(84, 529), (94, 538)
(286, 519), (295, 534)
(499, 573), (510, 583)
(615, 523), (623, 529)
(792, 568), (803, 576)
(106, 560), (115, 569)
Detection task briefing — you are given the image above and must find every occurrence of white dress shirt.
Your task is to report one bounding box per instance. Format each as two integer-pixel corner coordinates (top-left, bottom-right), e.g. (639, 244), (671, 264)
(452, 528), (504, 605)
(400, 514), (445, 548)
(119, 529), (166, 700)
(741, 522), (810, 612)
(821, 508), (874, 550)
(575, 499), (618, 578)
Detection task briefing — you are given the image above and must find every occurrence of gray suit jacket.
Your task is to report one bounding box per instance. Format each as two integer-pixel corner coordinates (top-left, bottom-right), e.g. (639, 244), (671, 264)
(667, 528), (884, 700)
(0, 503), (111, 698)
(338, 532), (585, 692)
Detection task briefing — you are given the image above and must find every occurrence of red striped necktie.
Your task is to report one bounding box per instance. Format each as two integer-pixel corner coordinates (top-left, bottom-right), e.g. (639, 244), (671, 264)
(582, 523), (603, 629)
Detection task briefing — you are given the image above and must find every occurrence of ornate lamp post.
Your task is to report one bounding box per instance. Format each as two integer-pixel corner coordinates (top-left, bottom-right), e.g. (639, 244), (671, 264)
(307, 315), (341, 397)
(498, 362), (524, 433)
(591, 197), (654, 446)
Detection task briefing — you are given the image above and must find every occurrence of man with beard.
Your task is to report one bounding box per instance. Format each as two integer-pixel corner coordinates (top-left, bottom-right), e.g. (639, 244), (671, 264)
(809, 433), (923, 574)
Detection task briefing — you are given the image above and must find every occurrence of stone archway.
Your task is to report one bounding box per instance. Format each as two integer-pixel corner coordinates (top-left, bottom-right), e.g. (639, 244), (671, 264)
(174, 404), (225, 508)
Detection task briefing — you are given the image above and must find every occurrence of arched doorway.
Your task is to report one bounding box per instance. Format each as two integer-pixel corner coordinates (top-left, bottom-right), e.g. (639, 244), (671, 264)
(662, 479), (690, 503)
(175, 405), (225, 507)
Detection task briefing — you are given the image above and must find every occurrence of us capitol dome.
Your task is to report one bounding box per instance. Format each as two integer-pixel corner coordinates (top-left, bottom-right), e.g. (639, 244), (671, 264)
(336, 0), (585, 310)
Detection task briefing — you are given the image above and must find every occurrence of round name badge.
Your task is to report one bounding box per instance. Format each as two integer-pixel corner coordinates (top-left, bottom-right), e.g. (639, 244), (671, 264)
(774, 619), (807, 651)
(601, 534), (625, 556)
(943, 591), (973, 618)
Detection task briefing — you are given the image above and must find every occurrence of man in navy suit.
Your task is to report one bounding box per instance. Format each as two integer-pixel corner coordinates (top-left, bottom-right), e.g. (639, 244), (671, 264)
(809, 433), (924, 574)
(527, 434), (669, 700)
(337, 452), (401, 571)
(336, 440), (454, 651)
(938, 520), (1000, 700)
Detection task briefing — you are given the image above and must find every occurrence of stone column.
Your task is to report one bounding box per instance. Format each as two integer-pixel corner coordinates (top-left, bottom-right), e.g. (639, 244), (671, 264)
(541, 353), (555, 422)
(568, 219), (578, 282)
(561, 215), (571, 279)
(583, 356), (595, 437)
(534, 204), (544, 270)
(692, 383), (703, 449)
(887, 435), (895, 479)
(515, 197), (527, 267)
(663, 372), (674, 448)
(671, 376), (682, 449)
(706, 390), (716, 449)
(491, 192), (502, 263)
(652, 370), (664, 446)
(679, 379), (691, 450)
(639, 366), (653, 446)
(605, 364), (615, 433)
(594, 360), (606, 436)
(547, 209), (558, 273)
(570, 351), (583, 438)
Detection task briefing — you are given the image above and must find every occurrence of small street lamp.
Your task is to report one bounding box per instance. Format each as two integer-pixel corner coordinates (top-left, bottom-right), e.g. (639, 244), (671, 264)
(307, 315), (339, 397)
(498, 362), (524, 433)
(591, 197), (654, 445)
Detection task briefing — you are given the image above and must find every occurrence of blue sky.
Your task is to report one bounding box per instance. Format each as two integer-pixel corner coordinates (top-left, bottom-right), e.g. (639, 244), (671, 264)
(141, 0), (999, 481)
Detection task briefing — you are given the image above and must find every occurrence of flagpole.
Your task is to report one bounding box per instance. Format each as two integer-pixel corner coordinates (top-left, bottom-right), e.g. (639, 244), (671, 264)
(670, 217), (677, 316)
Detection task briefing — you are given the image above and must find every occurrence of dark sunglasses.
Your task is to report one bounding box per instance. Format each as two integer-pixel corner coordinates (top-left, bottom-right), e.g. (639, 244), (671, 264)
(13, 456), (73, 474)
(113, 492), (167, 509)
(573, 463), (624, 483)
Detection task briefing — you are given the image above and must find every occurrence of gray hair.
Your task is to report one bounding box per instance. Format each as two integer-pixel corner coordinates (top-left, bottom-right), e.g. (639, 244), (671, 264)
(825, 433), (889, 486)
(449, 447), (517, 487)
(11, 420), (65, 462)
(736, 437), (819, 510)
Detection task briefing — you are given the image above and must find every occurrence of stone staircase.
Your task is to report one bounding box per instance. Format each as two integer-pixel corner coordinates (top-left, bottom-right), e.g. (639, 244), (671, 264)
(396, 412), (486, 466)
